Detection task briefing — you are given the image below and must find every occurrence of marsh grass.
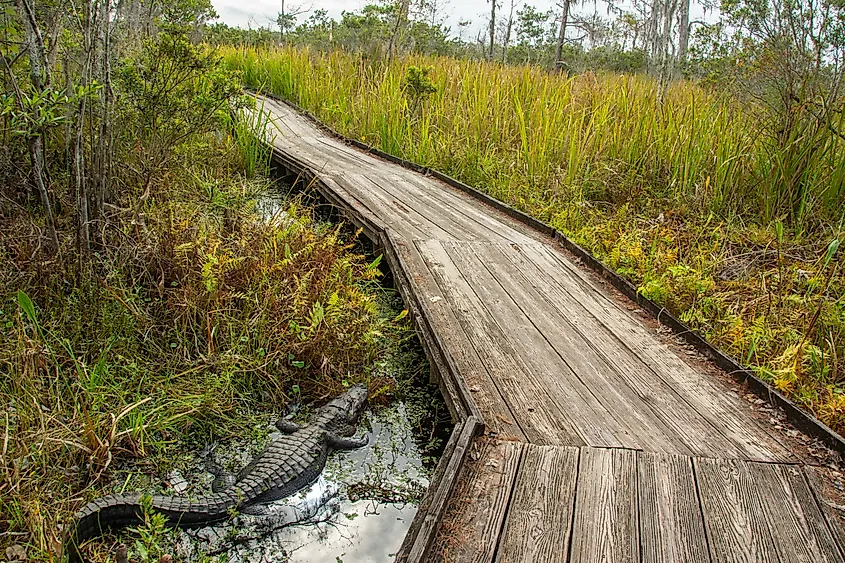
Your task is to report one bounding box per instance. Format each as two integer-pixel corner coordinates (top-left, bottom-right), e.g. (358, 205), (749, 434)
(225, 98), (275, 178)
(225, 45), (845, 433)
(0, 125), (406, 560)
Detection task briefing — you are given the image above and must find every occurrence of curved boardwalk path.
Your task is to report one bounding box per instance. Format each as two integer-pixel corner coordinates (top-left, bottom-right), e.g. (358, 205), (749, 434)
(258, 96), (845, 563)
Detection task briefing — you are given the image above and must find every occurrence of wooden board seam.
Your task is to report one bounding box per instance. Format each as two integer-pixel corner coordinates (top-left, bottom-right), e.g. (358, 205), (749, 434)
(489, 442), (528, 562)
(689, 456), (719, 563)
(259, 91), (845, 457)
(800, 467), (845, 561)
(381, 230), (486, 426)
(564, 448), (585, 563)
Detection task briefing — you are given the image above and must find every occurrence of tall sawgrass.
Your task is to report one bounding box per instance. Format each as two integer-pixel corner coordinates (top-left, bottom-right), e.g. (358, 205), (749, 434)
(224, 46), (845, 230)
(224, 97), (275, 177)
(224, 45), (845, 433)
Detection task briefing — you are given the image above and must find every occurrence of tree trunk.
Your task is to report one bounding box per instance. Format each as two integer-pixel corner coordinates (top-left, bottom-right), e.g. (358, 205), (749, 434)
(16, 0), (49, 89)
(279, 0), (285, 42)
(555, 0), (571, 68)
(73, 0), (96, 253)
(29, 136), (60, 251)
(501, 0), (515, 62)
(16, 0), (59, 251)
(488, 0), (496, 60)
(657, 0), (677, 101)
(94, 0), (113, 233)
(677, 0), (690, 68)
(388, 0), (410, 62)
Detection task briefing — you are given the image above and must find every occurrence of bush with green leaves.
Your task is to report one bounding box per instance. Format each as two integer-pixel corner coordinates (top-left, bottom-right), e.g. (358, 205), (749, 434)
(116, 32), (244, 194)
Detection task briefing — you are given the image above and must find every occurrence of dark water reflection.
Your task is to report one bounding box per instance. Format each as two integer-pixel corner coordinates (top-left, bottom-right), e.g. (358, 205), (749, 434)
(173, 400), (447, 562)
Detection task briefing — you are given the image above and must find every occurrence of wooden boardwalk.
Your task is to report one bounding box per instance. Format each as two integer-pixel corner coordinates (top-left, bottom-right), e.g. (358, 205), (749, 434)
(257, 96), (845, 563)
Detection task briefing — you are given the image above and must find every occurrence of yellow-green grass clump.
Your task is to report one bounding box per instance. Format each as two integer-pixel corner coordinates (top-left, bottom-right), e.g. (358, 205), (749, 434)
(224, 45), (845, 433)
(0, 129), (398, 560)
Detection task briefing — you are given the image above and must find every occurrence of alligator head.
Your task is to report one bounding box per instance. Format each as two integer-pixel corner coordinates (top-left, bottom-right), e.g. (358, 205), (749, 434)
(320, 383), (368, 434)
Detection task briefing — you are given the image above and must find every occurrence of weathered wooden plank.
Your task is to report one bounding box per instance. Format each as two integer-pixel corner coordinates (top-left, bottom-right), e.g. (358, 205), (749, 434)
(431, 439), (524, 563)
(334, 173), (438, 240)
(401, 417), (481, 563)
(569, 447), (639, 563)
(389, 235), (524, 440)
(367, 171), (490, 241)
(637, 451), (709, 563)
(469, 241), (689, 454)
(441, 240), (628, 448)
(269, 148), (385, 243)
(382, 230), (485, 425)
(317, 175), (384, 236)
(495, 445), (580, 563)
(804, 466), (845, 554)
(397, 418), (467, 562)
(417, 239), (585, 446)
(360, 172), (474, 238)
(694, 457), (778, 562)
(525, 242), (794, 462)
(397, 172), (539, 246)
(496, 240), (754, 459)
(747, 462), (844, 563)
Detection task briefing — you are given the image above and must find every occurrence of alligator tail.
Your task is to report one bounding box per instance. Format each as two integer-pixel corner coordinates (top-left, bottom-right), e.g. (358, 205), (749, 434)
(66, 492), (239, 563)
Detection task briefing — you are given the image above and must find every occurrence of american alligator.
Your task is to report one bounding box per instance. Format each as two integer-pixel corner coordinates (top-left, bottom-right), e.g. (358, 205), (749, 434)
(67, 384), (369, 562)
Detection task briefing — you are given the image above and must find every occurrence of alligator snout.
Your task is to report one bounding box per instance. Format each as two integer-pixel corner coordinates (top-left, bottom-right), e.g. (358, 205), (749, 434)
(343, 383), (369, 418)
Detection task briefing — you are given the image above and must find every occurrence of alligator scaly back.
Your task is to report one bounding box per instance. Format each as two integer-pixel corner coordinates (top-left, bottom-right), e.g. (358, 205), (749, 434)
(66, 383), (369, 562)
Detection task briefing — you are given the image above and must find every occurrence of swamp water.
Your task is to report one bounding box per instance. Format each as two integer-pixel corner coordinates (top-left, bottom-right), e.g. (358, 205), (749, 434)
(112, 189), (452, 562)
(171, 389), (450, 563)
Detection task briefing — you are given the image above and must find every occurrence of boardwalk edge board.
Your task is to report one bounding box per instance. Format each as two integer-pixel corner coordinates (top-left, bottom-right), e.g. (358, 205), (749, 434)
(380, 229), (486, 425)
(262, 118), (485, 561)
(254, 90), (845, 458)
(553, 232), (845, 456)
(397, 416), (481, 562)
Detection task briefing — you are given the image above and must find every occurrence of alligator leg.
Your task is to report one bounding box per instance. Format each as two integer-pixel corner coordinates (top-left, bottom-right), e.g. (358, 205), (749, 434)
(201, 444), (238, 492)
(205, 458), (237, 492)
(326, 432), (368, 449)
(275, 419), (302, 434)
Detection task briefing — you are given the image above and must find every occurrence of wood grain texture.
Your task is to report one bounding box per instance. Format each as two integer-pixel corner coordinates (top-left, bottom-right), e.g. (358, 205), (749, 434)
(804, 466), (845, 555)
(418, 239), (584, 446)
(694, 457), (778, 562)
(396, 418), (467, 561)
(569, 448), (639, 563)
(390, 236), (524, 440)
(526, 242), (794, 462)
(403, 417), (480, 563)
(747, 462), (844, 563)
(495, 445), (580, 563)
(431, 439), (524, 563)
(439, 240), (625, 448)
(802, 467), (845, 556)
(380, 232), (470, 422)
(469, 241), (688, 454)
(637, 451), (709, 563)
(498, 240), (749, 459)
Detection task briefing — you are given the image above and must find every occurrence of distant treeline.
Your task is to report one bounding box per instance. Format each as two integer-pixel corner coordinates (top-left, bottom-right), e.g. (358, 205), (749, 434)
(203, 5), (653, 74)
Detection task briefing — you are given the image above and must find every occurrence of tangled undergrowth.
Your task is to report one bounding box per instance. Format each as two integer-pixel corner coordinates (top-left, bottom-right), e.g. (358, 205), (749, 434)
(228, 45), (845, 433)
(0, 129), (406, 560)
